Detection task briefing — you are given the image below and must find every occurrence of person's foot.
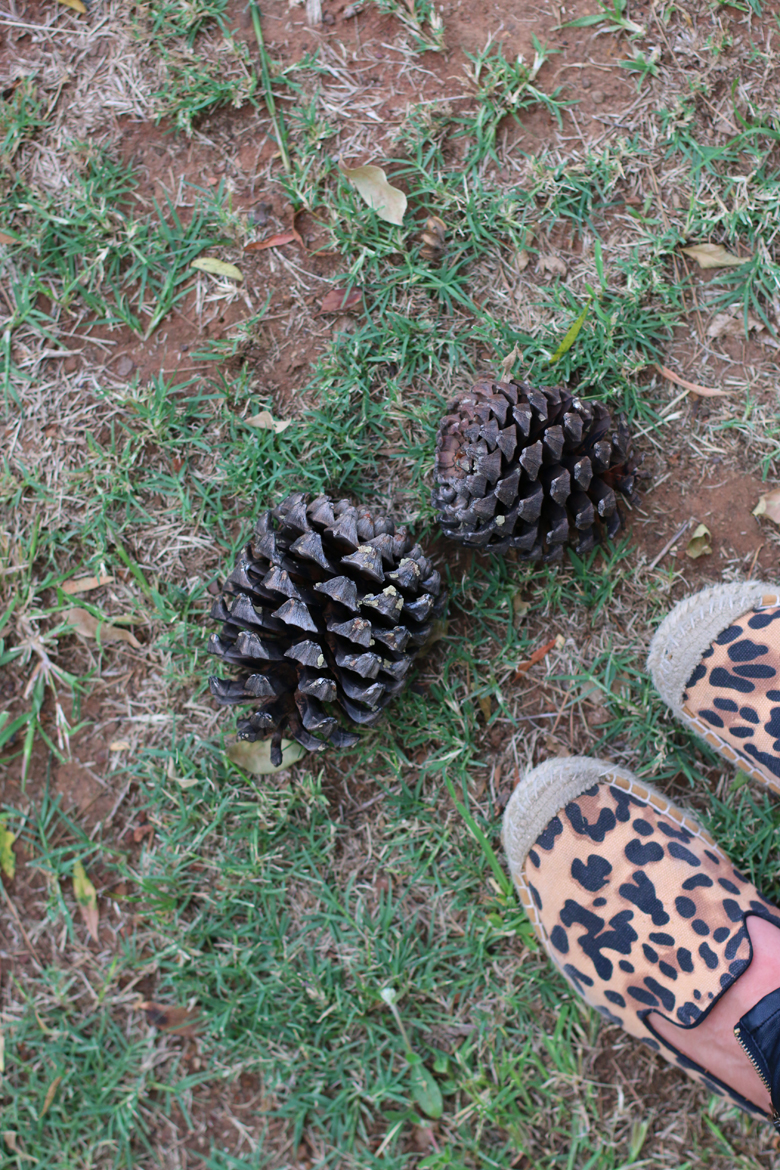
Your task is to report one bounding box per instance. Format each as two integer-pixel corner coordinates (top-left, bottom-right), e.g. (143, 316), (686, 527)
(648, 581), (780, 794)
(503, 755), (780, 1121)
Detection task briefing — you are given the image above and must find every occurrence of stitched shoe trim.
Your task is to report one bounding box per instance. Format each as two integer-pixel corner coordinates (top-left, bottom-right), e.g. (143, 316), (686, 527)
(647, 581), (779, 719)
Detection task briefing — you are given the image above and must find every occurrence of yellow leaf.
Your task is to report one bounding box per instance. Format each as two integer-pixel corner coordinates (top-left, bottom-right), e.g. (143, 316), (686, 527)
(73, 860), (99, 941)
(478, 695), (492, 722)
(65, 607), (141, 649)
(227, 738), (307, 775)
(686, 523), (712, 559)
(190, 257), (243, 281)
(753, 487), (780, 525)
(338, 161), (407, 226)
(109, 739), (131, 752)
(681, 243), (748, 269)
(0, 819), (15, 880)
(40, 1075), (62, 1119)
(244, 410), (292, 433)
(58, 0), (87, 11)
(61, 573), (114, 595)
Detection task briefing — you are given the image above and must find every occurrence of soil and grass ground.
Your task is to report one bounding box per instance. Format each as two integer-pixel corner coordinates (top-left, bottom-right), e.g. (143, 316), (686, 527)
(3, 0), (780, 1166)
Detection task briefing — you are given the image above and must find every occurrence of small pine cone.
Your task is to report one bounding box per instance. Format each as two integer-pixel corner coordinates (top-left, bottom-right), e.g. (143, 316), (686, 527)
(432, 376), (636, 561)
(207, 493), (447, 765)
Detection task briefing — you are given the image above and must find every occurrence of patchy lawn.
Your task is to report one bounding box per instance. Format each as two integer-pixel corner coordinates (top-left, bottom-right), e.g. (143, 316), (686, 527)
(3, 0), (780, 1166)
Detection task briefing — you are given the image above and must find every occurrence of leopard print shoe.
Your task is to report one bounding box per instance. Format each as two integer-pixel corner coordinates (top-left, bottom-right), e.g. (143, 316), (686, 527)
(648, 581), (780, 795)
(502, 755), (780, 1121)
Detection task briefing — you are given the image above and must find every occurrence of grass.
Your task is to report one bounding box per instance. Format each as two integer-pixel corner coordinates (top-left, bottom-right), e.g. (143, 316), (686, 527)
(4, 0), (780, 1166)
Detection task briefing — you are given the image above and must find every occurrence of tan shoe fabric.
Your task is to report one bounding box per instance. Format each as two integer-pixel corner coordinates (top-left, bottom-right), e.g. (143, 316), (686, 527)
(682, 605), (780, 793)
(510, 765), (780, 1118)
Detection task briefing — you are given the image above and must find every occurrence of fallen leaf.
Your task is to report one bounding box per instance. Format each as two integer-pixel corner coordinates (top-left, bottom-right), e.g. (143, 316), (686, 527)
(109, 740), (131, 752)
(753, 487), (780, 525)
(2, 1133), (35, 1161)
(419, 215), (446, 263)
(706, 311), (763, 339)
(514, 636), (557, 678)
(58, 0), (86, 11)
(538, 254), (567, 277)
(244, 410), (292, 433)
(167, 756), (199, 789)
(0, 231), (15, 246)
(73, 860), (99, 941)
(0, 820), (15, 880)
(66, 607), (141, 649)
(139, 1000), (201, 1036)
(338, 161), (407, 226)
(655, 364), (736, 398)
(515, 248), (530, 272)
(320, 287), (363, 313)
(478, 694), (492, 723)
(40, 1075), (62, 1119)
(245, 230), (303, 252)
(686, 522), (712, 559)
(190, 257), (243, 282)
(681, 243), (748, 269)
(61, 573), (115, 595)
(227, 737), (307, 774)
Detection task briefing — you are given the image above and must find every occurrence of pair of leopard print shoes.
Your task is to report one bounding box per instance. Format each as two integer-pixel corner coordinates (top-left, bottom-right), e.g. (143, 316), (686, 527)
(503, 581), (780, 1127)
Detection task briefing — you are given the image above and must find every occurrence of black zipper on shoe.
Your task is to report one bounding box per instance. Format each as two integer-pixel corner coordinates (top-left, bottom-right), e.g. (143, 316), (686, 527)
(734, 1023), (780, 1131)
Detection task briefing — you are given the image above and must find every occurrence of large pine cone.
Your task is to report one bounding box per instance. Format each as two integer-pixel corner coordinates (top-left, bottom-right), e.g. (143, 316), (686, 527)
(432, 377), (636, 560)
(208, 493), (447, 765)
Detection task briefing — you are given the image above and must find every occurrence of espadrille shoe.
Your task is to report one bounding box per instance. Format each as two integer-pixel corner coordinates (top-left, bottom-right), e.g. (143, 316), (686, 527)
(503, 756), (780, 1123)
(648, 582), (780, 795)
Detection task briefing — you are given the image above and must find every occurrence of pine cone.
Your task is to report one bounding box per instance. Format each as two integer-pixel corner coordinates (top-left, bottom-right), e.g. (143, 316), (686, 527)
(208, 493), (447, 765)
(432, 376), (636, 561)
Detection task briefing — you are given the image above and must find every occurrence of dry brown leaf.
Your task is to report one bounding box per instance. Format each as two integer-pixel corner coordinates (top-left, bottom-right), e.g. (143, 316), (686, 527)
(244, 230), (303, 252)
(139, 1000), (201, 1036)
(655, 364), (736, 398)
(514, 636), (557, 678)
(419, 215), (446, 263)
(0, 231), (15, 246)
(515, 248), (531, 272)
(706, 311), (763, 340)
(109, 740), (131, 752)
(537, 254), (567, 277)
(40, 1075), (62, 1119)
(61, 573), (114, 595)
(753, 487), (780, 525)
(478, 695), (492, 722)
(66, 607), (141, 649)
(338, 161), (407, 226)
(686, 523), (712, 559)
(73, 860), (99, 941)
(244, 410), (291, 433)
(320, 287), (363, 313)
(190, 257), (243, 282)
(681, 243), (748, 269)
(227, 737), (307, 774)
(58, 0), (86, 11)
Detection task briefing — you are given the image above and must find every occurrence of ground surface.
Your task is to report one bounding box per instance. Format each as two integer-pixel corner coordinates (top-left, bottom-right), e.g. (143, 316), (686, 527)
(3, 0), (780, 1167)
